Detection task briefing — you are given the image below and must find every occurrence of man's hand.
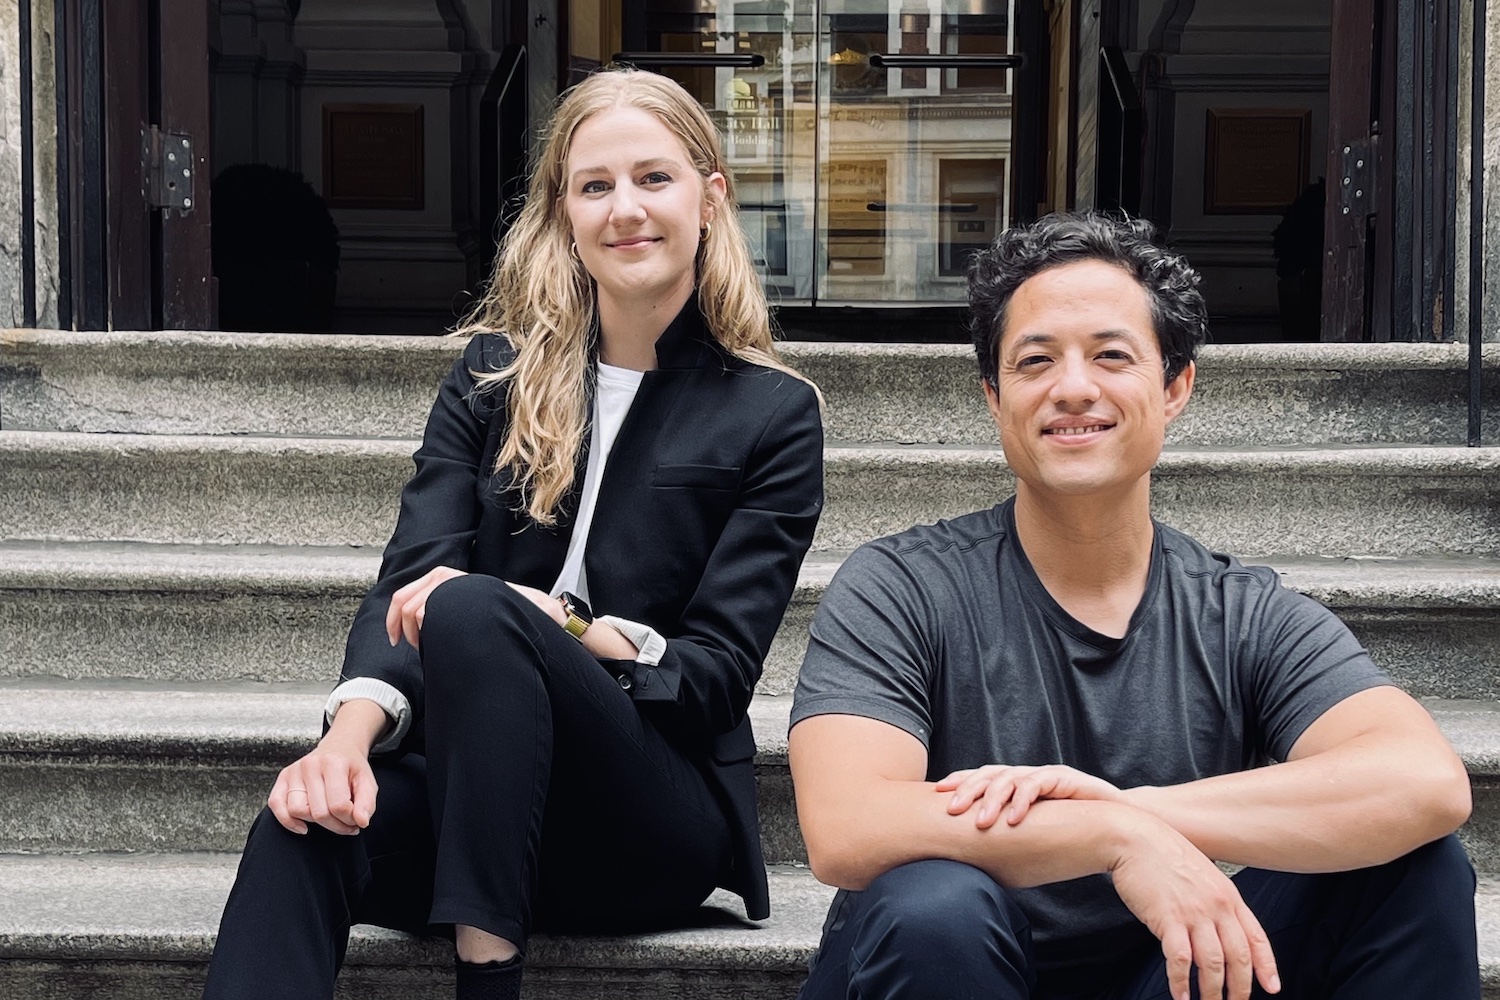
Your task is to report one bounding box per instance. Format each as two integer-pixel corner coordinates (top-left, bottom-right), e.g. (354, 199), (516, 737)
(268, 732), (379, 836)
(1110, 817), (1281, 1000)
(385, 565), (469, 648)
(936, 763), (1122, 828)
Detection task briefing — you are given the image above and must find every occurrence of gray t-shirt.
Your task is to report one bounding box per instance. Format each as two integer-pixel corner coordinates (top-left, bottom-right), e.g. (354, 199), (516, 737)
(791, 498), (1390, 976)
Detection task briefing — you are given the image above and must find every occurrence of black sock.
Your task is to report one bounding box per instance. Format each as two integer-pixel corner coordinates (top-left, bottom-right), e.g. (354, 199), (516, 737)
(454, 954), (522, 1000)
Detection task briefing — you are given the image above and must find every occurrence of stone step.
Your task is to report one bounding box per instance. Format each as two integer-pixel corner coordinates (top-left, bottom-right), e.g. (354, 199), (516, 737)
(2, 683), (1500, 873)
(4, 329), (1498, 447)
(0, 856), (1497, 999)
(0, 852), (835, 1000)
(3, 431), (1498, 557)
(0, 684), (793, 866)
(3, 540), (1499, 700)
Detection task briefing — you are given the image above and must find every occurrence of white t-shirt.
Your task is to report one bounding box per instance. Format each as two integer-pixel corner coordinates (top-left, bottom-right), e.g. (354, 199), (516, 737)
(549, 361), (644, 601)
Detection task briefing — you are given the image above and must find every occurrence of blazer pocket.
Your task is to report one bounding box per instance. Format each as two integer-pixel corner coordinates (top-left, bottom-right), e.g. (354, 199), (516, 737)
(653, 463), (740, 491)
(711, 721), (757, 764)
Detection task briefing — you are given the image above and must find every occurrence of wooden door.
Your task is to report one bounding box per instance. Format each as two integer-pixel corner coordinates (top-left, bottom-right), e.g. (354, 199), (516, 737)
(1322, 0), (1381, 341)
(94, 0), (214, 329)
(1324, 0), (1461, 342)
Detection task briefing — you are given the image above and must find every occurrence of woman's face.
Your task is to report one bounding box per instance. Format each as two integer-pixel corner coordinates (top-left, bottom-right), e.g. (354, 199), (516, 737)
(563, 104), (726, 317)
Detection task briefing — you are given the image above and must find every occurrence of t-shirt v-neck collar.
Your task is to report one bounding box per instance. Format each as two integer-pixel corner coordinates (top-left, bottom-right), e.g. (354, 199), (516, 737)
(998, 498), (1165, 653)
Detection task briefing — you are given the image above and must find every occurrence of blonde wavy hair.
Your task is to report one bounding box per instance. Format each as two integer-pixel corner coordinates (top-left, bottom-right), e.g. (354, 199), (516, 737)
(455, 67), (815, 526)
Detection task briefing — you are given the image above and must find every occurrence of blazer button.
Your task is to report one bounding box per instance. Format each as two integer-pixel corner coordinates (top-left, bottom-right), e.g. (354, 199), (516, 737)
(617, 673), (634, 691)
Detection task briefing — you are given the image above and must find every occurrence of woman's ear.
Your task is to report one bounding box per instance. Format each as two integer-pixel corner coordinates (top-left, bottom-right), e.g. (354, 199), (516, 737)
(704, 172), (728, 222)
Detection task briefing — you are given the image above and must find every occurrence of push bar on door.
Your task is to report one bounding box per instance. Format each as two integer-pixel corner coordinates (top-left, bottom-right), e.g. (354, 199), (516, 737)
(868, 53), (1023, 69)
(614, 52), (767, 68)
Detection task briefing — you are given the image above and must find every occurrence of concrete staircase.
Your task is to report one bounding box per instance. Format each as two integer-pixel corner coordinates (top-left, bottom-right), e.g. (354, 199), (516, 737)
(3, 326), (1500, 996)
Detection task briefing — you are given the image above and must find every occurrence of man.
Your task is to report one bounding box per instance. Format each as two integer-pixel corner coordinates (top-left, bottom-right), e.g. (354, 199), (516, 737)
(788, 213), (1477, 1000)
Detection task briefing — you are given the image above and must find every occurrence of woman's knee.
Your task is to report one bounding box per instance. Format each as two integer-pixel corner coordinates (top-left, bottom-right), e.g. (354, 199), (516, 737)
(420, 574), (541, 680)
(421, 574), (513, 640)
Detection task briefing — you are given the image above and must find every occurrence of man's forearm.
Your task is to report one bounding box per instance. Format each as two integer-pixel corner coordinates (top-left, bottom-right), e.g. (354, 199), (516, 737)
(802, 774), (1153, 891)
(1122, 736), (1470, 872)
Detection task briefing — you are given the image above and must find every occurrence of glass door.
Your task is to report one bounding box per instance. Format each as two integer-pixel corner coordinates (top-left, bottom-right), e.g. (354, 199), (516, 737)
(817, 0), (1016, 304)
(621, 1), (819, 303)
(621, 0), (1017, 307)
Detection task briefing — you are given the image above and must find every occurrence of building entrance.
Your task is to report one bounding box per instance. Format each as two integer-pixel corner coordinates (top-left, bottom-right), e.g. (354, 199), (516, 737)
(14, 0), (1468, 342)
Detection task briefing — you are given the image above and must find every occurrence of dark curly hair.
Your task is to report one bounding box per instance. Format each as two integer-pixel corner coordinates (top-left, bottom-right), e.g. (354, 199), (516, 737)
(967, 212), (1207, 388)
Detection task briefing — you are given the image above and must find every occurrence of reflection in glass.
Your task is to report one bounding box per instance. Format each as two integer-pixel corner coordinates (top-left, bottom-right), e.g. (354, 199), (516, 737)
(939, 158), (1006, 276)
(635, 0), (1014, 307)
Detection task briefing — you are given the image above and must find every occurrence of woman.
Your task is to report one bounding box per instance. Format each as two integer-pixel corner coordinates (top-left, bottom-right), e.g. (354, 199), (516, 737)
(203, 68), (824, 1000)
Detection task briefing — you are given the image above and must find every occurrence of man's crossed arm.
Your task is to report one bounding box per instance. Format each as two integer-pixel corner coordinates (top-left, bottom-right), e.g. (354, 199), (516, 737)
(788, 686), (1470, 1000)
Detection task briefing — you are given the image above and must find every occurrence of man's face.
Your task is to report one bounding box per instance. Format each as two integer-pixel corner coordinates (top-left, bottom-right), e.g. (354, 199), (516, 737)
(983, 259), (1194, 500)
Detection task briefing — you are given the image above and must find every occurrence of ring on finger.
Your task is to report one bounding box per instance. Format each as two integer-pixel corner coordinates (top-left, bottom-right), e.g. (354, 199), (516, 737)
(289, 787), (308, 795)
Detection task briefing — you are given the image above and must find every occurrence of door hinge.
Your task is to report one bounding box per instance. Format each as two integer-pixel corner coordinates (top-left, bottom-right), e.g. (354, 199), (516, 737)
(1336, 136), (1376, 218)
(142, 125), (195, 212)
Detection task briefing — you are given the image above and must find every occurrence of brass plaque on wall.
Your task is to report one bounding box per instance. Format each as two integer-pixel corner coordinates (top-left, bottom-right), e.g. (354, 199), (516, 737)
(322, 104), (425, 210)
(1203, 109), (1311, 214)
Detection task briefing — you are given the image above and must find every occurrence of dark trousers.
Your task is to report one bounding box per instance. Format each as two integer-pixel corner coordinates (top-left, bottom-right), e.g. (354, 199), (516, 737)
(203, 574), (733, 999)
(799, 835), (1479, 1000)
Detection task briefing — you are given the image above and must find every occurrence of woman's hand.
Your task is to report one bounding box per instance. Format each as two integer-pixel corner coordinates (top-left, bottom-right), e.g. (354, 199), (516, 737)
(385, 566), (469, 648)
(507, 583), (642, 660)
(504, 582), (567, 625)
(267, 700), (386, 835)
(936, 763), (1123, 829)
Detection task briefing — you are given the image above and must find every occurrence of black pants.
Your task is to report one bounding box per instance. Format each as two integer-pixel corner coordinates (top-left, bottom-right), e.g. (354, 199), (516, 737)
(799, 835), (1479, 999)
(203, 574), (733, 999)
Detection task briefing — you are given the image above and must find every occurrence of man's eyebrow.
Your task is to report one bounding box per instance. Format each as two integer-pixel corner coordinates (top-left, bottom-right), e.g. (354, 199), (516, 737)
(570, 157), (682, 182)
(1007, 329), (1146, 350)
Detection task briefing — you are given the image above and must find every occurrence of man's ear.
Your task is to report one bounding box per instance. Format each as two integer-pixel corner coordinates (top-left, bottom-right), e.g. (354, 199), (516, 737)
(981, 376), (1003, 433)
(1163, 360), (1195, 424)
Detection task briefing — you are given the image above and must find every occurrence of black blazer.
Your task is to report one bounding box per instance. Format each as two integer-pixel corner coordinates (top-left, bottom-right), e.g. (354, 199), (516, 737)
(338, 302), (825, 919)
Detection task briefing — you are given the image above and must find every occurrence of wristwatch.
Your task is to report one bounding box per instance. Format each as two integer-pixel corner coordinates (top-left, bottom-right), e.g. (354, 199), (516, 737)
(558, 592), (594, 640)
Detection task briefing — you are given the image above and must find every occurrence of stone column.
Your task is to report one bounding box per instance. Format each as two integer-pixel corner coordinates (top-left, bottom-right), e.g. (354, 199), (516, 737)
(1, 0), (23, 327)
(30, 0), (59, 328)
(0, 0), (60, 329)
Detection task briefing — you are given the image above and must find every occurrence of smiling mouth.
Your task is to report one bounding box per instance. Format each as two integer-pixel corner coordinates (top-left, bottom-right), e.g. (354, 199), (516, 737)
(1044, 424), (1113, 436)
(608, 237), (660, 248)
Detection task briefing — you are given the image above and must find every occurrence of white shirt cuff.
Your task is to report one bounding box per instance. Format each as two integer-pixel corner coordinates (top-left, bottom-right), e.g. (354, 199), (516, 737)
(597, 615), (668, 666)
(324, 677), (412, 755)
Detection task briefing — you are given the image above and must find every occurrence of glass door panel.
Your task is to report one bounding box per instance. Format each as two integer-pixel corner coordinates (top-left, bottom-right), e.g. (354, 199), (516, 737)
(629, 1), (819, 304)
(624, 0), (1015, 307)
(817, 0), (1015, 304)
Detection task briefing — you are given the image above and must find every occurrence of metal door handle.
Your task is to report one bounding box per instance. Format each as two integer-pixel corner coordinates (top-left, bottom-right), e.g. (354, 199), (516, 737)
(867, 202), (980, 214)
(614, 52), (766, 68)
(868, 53), (1023, 69)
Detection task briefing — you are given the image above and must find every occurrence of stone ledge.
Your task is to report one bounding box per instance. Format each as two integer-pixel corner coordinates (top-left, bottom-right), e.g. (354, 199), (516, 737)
(0, 684), (1495, 778)
(4, 434), (1500, 559)
(6, 330), (1499, 447)
(0, 852), (833, 971)
(0, 852), (1495, 997)
(3, 542), (1499, 698)
(9, 327), (1500, 369)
